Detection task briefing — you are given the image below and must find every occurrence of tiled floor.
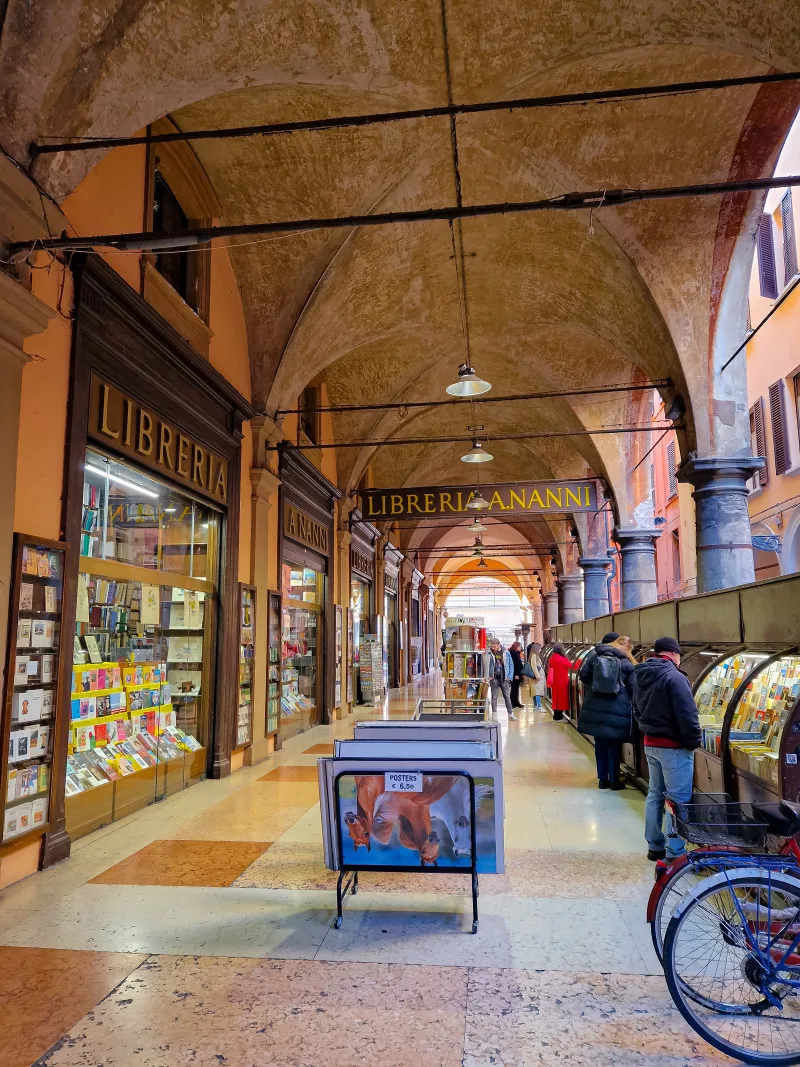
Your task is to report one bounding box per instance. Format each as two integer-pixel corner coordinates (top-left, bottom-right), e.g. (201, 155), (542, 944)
(0, 675), (733, 1065)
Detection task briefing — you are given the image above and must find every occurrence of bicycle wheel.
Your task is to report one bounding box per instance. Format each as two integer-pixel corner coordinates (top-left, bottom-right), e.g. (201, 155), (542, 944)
(651, 851), (749, 964)
(663, 868), (800, 1065)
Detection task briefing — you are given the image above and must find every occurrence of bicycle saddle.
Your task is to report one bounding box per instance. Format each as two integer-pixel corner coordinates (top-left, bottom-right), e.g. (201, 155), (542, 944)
(753, 800), (800, 838)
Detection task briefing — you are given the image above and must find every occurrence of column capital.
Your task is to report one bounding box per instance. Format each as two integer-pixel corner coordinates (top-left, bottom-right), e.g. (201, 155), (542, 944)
(557, 573), (584, 587)
(543, 590), (559, 602)
(250, 414), (285, 463)
(678, 455), (763, 491)
(249, 466), (280, 504)
(0, 271), (55, 369)
(614, 526), (662, 548)
(337, 530), (352, 550)
(578, 556), (611, 571)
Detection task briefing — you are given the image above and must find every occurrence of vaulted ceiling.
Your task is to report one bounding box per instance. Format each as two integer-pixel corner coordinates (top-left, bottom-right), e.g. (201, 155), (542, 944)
(2, 0), (799, 565)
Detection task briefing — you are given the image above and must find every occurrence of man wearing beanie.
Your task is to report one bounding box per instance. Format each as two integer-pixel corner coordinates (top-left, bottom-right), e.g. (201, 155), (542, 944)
(633, 636), (701, 861)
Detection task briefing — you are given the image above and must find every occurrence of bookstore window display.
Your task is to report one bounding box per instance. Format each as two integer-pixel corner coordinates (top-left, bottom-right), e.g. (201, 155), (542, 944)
(281, 563), (323, 739)
(351, 577), (369, 704)
(266, 591), (281, 737)
(237, 585), (255, 749)
(2, 537), (65, 844)
(694, 653), (768, 759)
(726, 655), (800, 790)
(68, 450), (215, 832)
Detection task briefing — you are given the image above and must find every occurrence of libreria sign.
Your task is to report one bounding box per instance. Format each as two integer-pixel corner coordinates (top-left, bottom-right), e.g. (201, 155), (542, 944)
(359, 481), (598, 520)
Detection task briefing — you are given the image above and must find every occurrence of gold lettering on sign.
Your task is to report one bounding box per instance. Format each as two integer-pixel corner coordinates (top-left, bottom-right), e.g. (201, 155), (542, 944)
(358, 481), (598, 520)
(284, 504), (329, 555)
(88, 376), (230, 505)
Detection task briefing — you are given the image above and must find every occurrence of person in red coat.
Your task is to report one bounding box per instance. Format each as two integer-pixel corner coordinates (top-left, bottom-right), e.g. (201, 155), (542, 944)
(548, 643), (573, 722)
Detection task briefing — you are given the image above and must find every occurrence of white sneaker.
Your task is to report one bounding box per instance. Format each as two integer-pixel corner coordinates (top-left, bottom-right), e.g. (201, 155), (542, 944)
(508, 713), (517, 721)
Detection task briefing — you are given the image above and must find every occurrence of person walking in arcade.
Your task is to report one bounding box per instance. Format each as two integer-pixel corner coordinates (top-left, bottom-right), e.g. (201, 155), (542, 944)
(632, 636), (701, 861)
(508, 641), (525, 710)
(525, 642), (546, 709)
(547, 643), (572, 721)
(488, 638), (517, 722)
(577, 633), (636, 789)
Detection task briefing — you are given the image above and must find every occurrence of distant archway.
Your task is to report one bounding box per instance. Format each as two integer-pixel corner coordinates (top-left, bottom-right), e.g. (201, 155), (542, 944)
(444, 577), (524, 645)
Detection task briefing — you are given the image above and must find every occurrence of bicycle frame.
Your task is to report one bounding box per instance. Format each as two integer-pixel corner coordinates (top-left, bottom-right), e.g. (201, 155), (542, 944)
(647, 836), (800, 925)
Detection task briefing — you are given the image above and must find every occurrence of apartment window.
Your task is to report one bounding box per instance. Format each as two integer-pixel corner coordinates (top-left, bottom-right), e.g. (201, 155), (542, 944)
(757, 213), (779, 299)
(153, 171), (197, 311)
(671, 529), (681, 587)
(781, 191), (798, 282)
(769, 379), (790, 476)
(666, 441), (678, 499)
(649, 463), (656, 509)
(750, 399), (768, 488)
(299, 386), (319, 445)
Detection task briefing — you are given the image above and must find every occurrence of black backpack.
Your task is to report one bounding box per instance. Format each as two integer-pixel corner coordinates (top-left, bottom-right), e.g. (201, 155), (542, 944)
(591, 650), (621, 696)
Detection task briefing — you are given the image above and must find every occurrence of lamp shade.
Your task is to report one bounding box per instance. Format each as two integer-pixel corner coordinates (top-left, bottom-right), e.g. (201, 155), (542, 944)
(446, 362), (491, 397)
(461, 439), (493, 463)
(467, 518), (486, 533)
(466, 490), (490, 510)
(477, 557), (489, 568)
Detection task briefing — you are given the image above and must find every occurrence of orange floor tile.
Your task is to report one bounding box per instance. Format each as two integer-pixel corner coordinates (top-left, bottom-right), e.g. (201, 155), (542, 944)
(90, 839), (271, 887)
(303, 743), (334, 754)
(0, 947), (145, 1067)
(258, 765), (320, 783)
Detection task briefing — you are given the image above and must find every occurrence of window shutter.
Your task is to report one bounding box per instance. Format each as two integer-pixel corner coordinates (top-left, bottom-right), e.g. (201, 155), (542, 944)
(769, 380), (789, 475)
(666, 441), (677, 497)
(781, 192), (798, 281)
(757, 214), (779, 298)
(752, 398), (769, 486)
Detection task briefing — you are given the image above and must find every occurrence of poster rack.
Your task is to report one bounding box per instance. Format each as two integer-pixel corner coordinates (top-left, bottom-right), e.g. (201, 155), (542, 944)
(331, 768), (480, 933)
(414, 698), (489, 722)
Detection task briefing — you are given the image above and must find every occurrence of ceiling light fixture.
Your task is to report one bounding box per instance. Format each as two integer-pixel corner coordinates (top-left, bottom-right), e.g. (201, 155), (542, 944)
(466, 489), (490, 510)
(461, 425), (493, 464)
(85, 463), (159, 499)
(477, 557), (489, 569)
(467, 518), (486, 533)
(446, 362), (491, 397)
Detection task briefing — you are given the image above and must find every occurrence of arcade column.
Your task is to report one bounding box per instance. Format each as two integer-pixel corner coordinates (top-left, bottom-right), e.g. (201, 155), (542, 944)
(544, 590), (559, 632)
(678, 457), (763, 593)
(558, 574), (584, 624)
(614, 527), (661, 609)
(578, 557), (610, 620)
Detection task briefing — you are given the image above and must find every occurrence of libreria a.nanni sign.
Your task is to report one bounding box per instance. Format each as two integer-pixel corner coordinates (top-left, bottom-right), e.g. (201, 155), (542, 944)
(359, 481), (598, 520)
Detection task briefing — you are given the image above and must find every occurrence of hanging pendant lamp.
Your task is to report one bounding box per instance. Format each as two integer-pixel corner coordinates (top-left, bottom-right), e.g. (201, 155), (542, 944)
(477, 557), (489, 569)
(466, 489), (490, 510)
(446, 362), (491, 397)
(461, 437), (493, 464)
(467, 518), (486, 533)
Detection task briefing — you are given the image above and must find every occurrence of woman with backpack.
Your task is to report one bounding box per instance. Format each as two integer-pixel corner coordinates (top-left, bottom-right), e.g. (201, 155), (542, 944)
(577, 634), (636, 789)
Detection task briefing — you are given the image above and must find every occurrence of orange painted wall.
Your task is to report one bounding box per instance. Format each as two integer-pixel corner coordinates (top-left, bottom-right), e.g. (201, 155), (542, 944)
(745, 119), (800, 578)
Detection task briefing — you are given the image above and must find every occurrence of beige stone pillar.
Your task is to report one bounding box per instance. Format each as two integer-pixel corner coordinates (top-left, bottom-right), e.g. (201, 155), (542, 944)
(0, 273), (55, 689)
(337, 529), (352, 718)
(245, 420), (281, 766)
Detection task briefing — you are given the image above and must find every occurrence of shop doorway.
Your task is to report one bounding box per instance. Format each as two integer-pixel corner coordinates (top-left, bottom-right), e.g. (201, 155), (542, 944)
(444, 578), (524, 646)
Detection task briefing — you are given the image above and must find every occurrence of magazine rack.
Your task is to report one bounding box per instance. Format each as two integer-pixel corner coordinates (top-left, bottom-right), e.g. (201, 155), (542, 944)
(331, 768), (480, 934)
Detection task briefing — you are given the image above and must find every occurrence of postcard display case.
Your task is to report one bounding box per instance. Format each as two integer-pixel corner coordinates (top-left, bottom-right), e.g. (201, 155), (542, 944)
(236, 585), (255, 749)
(318, 719), (505, 932)
(1, 536), (66, 847)
(266, 591), (281, 738)
(443, 620), (488, 701)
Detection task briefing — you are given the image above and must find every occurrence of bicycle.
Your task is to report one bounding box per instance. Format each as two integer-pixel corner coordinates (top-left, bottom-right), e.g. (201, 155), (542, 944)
(659, 797), (800, 1064)
(647, 795), (800, 964)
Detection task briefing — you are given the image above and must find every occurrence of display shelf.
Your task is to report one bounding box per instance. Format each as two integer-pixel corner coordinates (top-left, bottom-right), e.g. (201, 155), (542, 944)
(236, 584), (255, 749)
(1, 535), (67, 848)
(693, 651), (768, 757)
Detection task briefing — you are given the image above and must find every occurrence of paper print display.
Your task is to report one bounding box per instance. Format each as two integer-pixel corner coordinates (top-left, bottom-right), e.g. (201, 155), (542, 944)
(140, 584), (160, 625)
(183, 590), (202, 628)
(17, 619), (32, 647)
(19, 583), (33, 611)
(337, 773), (498, 871)
(167, 635), (203, 663)
(76, 573), (90, 624)
(31, 620), (55, 649)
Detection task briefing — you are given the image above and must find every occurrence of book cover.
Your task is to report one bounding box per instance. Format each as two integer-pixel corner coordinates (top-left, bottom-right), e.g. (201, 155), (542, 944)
(36, 551), (49, 578)
(6, 768), (18, 802)
(19, 583), (33, 611)
(44, 585), (57, 613)
(41, 690), (54, 719)
(31, 620), (55, 648)
(84, 635), (102, 663)
(48, 552), (61, 579)
(41, 655), (54, 684)
(14, 656), (29, 685)
(31, 798), (48, 826)
(37, 764), (49, 793)
(17, 618), (32, 647)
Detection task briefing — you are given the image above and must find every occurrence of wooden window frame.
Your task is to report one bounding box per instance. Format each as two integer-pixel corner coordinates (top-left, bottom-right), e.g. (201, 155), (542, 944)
(781, 191), (798, 284)
(769, 379), (790, 477)
(750, 398), (768, 489)
(666, 441), (678, 500)
(757, 213), (779, 299)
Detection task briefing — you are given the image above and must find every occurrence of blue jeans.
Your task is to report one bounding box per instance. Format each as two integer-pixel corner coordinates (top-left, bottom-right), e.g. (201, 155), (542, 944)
(644, 745), (694, 858)
(533, 695), (542, 708)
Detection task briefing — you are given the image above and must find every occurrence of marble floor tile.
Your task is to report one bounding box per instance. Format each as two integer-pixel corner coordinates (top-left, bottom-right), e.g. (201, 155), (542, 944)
(90, 839), (272, 887)
(36, 956), (468, 1067)
(0, 884), (333, 959)
(0, 947), (145, 1067)
(463, 968), (733, 1066)
(304, 743), (334, 754)
(279, 803), (325, 844)
(503, 847), (652, 901)
(169, 787), (315, 841)
(259, 765), (321, 783)
(316, 893), (650, 973)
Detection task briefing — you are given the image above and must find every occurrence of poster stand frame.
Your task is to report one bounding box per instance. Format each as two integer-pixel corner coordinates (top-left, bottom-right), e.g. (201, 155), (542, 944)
(332, 768), (480, 933)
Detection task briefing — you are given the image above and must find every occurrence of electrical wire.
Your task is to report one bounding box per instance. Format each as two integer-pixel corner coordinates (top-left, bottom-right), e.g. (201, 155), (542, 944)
(30, 69), (800, 155)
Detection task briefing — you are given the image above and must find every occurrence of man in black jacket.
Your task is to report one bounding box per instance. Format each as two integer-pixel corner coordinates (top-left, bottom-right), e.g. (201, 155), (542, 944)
(633, 636), (701, 861)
